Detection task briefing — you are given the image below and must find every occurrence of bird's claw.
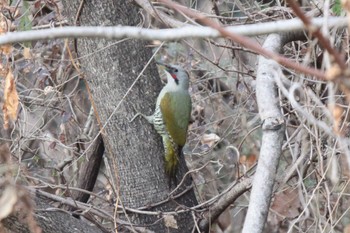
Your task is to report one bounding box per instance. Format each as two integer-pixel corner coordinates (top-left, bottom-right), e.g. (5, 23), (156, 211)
(129, 112), (142, 123)
(129, 105), (154, 124)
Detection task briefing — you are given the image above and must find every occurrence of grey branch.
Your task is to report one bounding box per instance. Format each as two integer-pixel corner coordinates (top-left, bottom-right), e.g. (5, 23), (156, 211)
(0, 17), (347, 45)
(242, 33), (290, 233)
(199, 178), (252, 232)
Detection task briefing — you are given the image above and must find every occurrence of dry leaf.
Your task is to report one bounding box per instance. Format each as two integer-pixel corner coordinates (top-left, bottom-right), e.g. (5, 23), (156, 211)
(23, 47), (32, 59)
(164, 214), (178, 229)
(0, 143), (10, 164)
(0, 43), (12, 56)
(332, 105), (344, 135)
(44, 86), (54, 95)
(0, 185), (18, 220)
(201, 133), (220, 147)
(240, 154), (257, 169)
(342, 0), (350, 12)
(0, 62), (7, 77)
(3, 69), (19, 129)
(325, 64), (342, 81)
(344, 224), (350, 233)
(0, 13), (13, 55)
(271, 188), (300, 219)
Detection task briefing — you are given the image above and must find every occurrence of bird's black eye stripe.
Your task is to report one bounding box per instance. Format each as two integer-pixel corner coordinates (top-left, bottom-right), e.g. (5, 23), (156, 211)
(174, 68), (178, 72)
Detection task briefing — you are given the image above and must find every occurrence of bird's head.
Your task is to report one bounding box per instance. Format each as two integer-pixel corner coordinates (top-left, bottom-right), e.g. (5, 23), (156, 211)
(157, 62), (190, 90)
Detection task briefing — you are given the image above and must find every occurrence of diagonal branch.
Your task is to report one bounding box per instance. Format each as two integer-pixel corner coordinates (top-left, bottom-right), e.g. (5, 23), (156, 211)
(159, 0), (325, 79)
(286, 0), (347, 70)
(198, 178), (252, 232)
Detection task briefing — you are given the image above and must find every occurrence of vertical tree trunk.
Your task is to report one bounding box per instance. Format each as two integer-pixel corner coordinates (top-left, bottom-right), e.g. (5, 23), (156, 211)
(61, 1), (198, 232)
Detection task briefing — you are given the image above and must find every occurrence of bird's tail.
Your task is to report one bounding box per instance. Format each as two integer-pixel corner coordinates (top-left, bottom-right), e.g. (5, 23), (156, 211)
(163, 136), (179, 187)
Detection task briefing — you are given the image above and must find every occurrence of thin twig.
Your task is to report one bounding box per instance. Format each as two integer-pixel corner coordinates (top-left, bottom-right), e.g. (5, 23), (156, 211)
(159, 0), (326, 79)
(286, 0), (347, 70)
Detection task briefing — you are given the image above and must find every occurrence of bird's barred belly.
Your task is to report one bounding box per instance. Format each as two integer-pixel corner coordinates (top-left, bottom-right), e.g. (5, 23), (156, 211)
(153, 107), (178, 147)
(152, 106), (179, 160)
(153, 106), (167, 136)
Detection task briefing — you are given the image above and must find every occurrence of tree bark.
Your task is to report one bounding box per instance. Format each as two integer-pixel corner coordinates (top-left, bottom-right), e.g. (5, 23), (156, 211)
(70, 134), (104, 209)
(242, 32), (306, 233)
(61, 1), (198, 232)
(2, 195), (104, 233)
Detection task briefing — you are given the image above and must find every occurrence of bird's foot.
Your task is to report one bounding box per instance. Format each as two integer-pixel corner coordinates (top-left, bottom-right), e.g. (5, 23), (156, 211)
(129, 112), (142, 123)
(129, 107), (154, 124)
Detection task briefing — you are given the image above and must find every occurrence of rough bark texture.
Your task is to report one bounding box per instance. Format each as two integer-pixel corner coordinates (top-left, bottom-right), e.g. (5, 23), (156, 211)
(2, 195), (104, 233)
(71, 134), (104, 205)
(61, 0), (197, 232)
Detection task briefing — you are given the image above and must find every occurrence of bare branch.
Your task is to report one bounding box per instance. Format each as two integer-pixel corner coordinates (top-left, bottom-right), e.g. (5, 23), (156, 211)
(242, 34), (286, 233)
(0, 17), (346, 47)
(286, 0), (347, 70)
(159, 0), (326, 79)
(199, 178), (252, 232)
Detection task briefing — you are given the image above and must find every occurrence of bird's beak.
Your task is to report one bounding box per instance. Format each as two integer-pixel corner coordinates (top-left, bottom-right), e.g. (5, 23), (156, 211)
(156, 61), (166, 67)
(156, 61), (175, 73)
(156, 61), (170, 82)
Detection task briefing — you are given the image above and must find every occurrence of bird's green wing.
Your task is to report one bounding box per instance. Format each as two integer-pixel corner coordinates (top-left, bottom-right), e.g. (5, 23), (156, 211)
(160, 91), (192, 146)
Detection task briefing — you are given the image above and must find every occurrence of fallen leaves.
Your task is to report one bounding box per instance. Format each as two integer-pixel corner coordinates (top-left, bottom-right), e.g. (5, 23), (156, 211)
(0, 185), (18, 220)
(2, 68), (19, 129)
(164, 214), (178, 229)
(269, 188), (301, 226)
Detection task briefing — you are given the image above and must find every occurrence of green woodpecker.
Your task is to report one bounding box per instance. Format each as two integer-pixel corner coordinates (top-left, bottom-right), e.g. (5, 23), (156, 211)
(133, 63), (192, 185)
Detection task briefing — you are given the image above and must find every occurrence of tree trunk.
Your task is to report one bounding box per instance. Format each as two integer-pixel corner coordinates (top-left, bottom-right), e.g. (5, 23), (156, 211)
(61, 0), (198, 232)
(2, 194), (104, 233)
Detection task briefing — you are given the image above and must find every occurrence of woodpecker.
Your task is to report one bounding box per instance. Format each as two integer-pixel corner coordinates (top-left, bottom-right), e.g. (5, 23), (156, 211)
(132, 63), (192, 186)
